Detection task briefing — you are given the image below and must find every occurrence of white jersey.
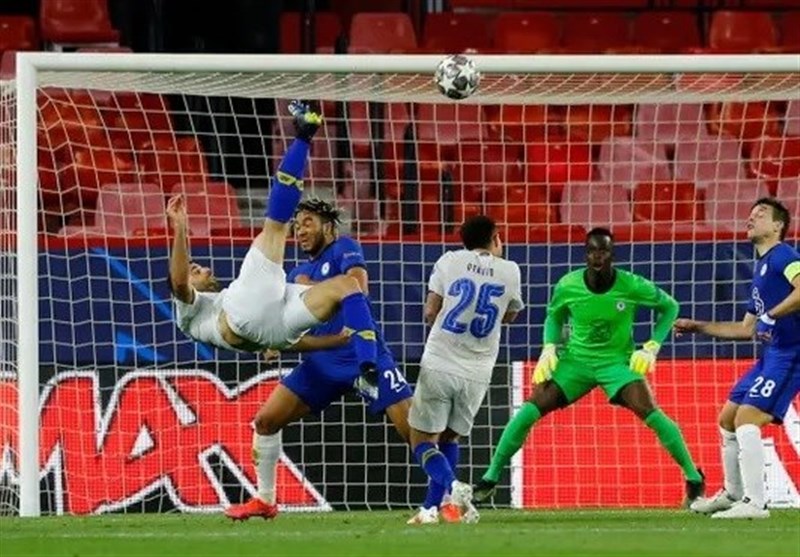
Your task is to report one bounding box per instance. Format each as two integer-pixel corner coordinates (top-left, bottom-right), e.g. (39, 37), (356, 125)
(175, 289), (238, 351)
(422, 249), (524, 383)
(173, 247), (318, 352)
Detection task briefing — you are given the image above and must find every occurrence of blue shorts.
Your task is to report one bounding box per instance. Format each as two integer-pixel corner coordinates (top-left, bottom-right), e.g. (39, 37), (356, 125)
(729, 346), (800, 424)
(281, 351), (412, 415)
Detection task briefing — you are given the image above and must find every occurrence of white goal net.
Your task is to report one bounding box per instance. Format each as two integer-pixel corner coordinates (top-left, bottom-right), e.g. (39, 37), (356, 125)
(1, 53), (799, 516)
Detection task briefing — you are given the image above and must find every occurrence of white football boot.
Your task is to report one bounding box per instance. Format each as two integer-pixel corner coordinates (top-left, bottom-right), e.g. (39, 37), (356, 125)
(406, 506), (439, 525)
(690, 489), (737, 514)
(711, 498), (770, 519)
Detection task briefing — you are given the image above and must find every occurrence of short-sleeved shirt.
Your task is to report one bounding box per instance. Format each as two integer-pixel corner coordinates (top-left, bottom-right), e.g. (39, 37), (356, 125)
(746, 242), (800, 348)
(422, 249), (524, 383)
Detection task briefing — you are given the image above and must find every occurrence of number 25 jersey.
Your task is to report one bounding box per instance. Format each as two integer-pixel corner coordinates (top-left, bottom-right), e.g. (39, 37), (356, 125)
(423, 249), (524, 383)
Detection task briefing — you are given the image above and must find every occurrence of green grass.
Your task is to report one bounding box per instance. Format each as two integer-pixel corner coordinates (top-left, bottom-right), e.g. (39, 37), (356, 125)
(2, 509), (798, 557)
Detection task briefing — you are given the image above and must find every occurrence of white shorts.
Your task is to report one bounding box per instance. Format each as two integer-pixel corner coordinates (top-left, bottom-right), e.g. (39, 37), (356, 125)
(408, 365), (490, 437)
(223, 248), (319, 348)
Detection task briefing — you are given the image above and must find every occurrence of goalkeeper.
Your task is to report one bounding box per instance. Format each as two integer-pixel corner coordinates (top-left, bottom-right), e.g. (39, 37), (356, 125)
(473, 228), (705, 506)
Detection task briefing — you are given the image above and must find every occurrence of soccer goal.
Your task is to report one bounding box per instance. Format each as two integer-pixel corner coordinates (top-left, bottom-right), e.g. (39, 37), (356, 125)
(1, 53), (799, 517)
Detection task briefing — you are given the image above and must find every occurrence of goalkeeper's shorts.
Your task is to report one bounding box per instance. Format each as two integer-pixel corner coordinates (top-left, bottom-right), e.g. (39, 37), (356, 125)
(550, 357), (642, 405)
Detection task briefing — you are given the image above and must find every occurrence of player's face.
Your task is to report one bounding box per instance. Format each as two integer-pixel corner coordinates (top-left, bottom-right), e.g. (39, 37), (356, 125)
(189, 262), (219, 292)
(585, 235), (614, 274)
(295, 210), (329, 256)
(747, 204), (782, 243)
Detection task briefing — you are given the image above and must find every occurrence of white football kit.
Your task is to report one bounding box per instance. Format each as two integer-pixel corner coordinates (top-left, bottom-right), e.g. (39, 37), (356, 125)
(175, 247), (320, 351)
(409, 249), (524, 436)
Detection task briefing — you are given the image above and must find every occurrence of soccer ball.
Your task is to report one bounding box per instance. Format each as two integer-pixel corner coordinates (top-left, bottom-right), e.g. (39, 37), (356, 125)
(434, 55), (480, 100)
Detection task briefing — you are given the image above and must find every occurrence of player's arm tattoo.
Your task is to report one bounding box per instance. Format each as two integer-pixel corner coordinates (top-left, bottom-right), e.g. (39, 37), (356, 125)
(424, 292), (444, 326)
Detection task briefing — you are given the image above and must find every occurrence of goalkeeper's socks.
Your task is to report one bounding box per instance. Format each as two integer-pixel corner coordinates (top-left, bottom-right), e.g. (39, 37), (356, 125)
(422, 442), (460, 509)
(266, 139), (309, 223)
(736, 424), (765, 508)
(720, 427), (744, 500)
(414, 442), (456, 493)
(253, 431), (282, 504)
(644, 409), (703, 483)
(341, 293), (377, 370)
(483, 402), (541, 483)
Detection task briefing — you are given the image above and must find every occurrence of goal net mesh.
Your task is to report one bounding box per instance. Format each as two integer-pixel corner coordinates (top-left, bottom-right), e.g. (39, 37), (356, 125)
(1, 60), (799, 514)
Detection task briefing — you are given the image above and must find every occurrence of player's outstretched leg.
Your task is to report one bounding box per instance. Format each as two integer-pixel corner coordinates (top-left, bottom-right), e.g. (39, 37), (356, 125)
(473, 401), (543, 503)
(691, 412), (743, 514)
(265, 101), (321, 224)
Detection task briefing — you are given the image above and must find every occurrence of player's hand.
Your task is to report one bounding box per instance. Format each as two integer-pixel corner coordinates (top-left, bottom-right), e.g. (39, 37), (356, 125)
(293, 274), (314, 285)
(532, 344), (558, 384)
(166, 194), (188, 230)
(673, 318), (701, 338)
(288, 100), (322, 142)
(630, 340), (660, 375)
(262, 349), (281, 363)
(755, 313), (775, 343)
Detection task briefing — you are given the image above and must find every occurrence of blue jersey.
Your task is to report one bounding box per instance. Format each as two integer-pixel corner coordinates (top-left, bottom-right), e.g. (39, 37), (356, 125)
(747, 243), (800, 348)
(288, 236), (388, 363)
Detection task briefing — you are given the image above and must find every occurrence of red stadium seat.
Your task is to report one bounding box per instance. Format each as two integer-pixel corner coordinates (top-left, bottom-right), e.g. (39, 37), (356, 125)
(484, 104), (552, 143)
(674, 136), (745, 183)
(40, 0), (120, 46)
(280, 12), (342, 53)
(633, 181), (700, 222)
(786, 100), (800, 137)
(560, 182), (633, 228)
(104, 92), (173, 151)
(631, 12), (700, 52)
(562, 13), (631, 53)
(416, 103), (483, 163)
(747, 135), (800, 187)
(708, 11), (778, 52)
(635, 103), (708, 143)
(139, 136), (208, 192)
(564, 104), (632, 144)
(0, 16), (38, 54)
(67, 183), (166, 237)
(493, 12), (560, 53)
(349, 13), (417, 53)
(525, 137), (592, 201)
(776, 177), (800, 237)
(171, 181), (241, 235)
(456, 143), (524, 206)
(423, 12), (494, 52)
(703, 179), (769, 231)
(597, 138), (671, 189)
(779, 11), (800, 51)
(707, 102), (782, 141)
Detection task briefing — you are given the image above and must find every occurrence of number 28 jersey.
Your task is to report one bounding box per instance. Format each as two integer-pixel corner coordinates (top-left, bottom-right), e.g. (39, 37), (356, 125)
(422, 249), (524, 383)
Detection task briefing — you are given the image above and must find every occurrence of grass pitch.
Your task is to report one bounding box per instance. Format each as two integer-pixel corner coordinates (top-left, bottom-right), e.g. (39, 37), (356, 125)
(2, 509), (798, 557)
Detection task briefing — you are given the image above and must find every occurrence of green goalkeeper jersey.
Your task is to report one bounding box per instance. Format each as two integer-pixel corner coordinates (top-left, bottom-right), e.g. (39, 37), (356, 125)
(543, 269), (679, 365)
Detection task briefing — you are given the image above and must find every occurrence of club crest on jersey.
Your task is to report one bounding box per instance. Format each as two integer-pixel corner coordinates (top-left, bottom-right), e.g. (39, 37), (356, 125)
(760, 264), (767, 276)
(616, 301), (626, 311)
(321, 262), (330, 276)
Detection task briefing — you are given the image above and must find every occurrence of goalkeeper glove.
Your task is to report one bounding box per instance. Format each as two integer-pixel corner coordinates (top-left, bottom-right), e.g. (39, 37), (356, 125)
(630, 340), (660, 375)
(532, 344), (558, 384)
(289, 100), (322, 142)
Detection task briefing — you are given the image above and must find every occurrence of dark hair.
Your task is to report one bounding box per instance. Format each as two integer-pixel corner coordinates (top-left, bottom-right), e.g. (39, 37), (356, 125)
(460, 215), (497, 250)
(586, 227), (614, 243)
(752, 197), (791, 241)
(295, 197), (341, 225)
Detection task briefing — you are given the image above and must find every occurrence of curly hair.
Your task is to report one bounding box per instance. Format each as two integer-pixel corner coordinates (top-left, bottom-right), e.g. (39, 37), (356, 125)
(295, 197), (342, 225)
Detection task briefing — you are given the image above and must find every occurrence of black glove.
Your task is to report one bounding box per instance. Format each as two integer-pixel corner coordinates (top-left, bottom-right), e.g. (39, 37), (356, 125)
(288, 100), (322, 142)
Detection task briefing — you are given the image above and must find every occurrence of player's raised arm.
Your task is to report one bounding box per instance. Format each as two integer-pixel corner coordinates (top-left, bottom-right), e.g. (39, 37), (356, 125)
(167, 194), (194, 304)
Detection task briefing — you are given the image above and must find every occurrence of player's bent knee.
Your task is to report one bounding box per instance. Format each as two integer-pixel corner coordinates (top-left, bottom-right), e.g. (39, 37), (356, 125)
(253, 411), (283, 436)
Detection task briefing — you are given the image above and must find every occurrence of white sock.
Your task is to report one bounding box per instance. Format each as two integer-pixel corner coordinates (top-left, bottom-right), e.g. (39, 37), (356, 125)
(735, 424), (765, 508)
(253, 431), (282, 504)
(720, 427), (743, 500)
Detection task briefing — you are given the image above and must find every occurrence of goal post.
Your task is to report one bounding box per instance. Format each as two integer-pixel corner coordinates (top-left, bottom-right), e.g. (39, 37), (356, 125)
(5, 52), (800, 517)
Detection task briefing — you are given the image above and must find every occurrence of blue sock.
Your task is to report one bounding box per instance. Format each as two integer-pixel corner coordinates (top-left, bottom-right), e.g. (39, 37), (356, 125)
(266, 139), (309, 223)
(423, 441), (460, 509)
(341, 293), (377, 370)
(413, 442), (455, 494)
